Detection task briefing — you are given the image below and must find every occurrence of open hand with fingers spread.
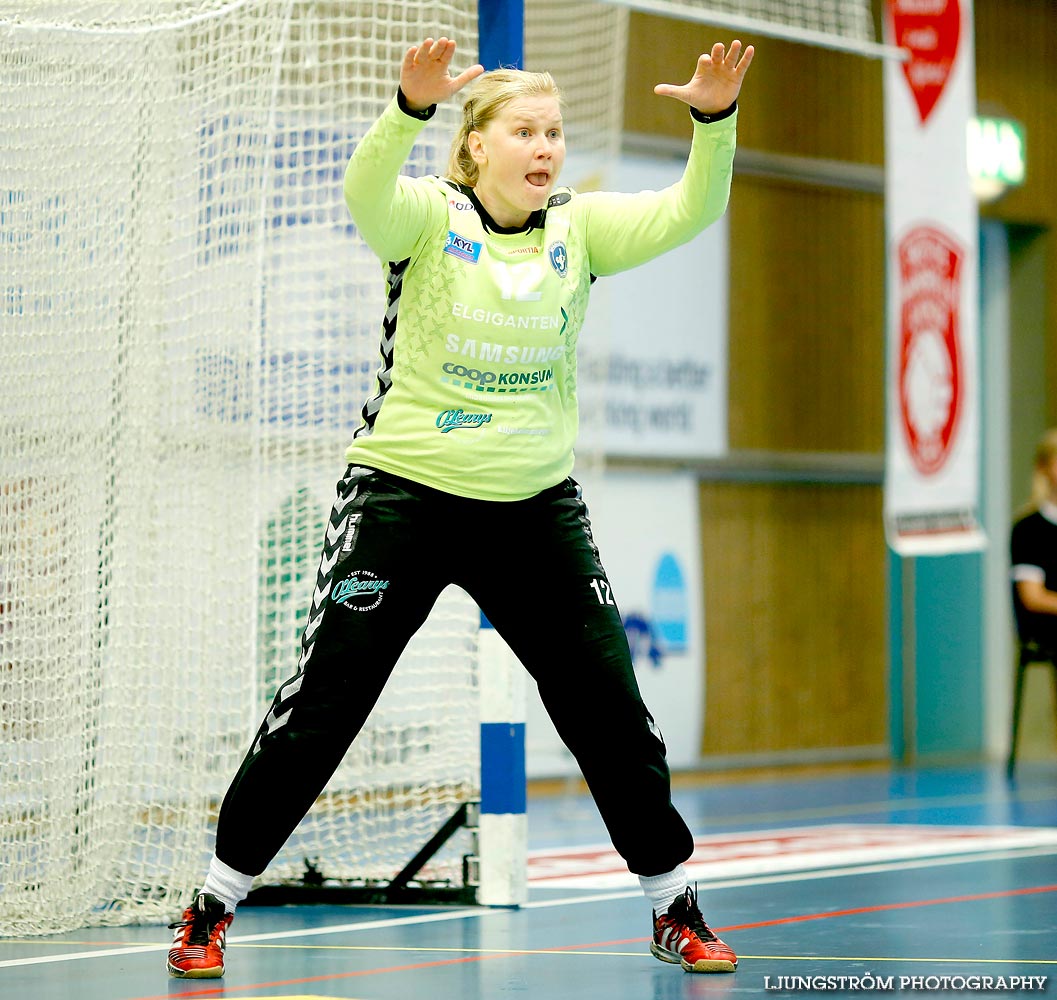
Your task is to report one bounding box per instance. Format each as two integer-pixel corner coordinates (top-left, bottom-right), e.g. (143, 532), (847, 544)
(400, 36), (484, 112)
(654, 40), (754, 115)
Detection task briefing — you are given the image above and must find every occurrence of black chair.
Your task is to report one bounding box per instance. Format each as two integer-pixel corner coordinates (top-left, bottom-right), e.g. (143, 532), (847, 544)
(1007, 637), (1057, 779)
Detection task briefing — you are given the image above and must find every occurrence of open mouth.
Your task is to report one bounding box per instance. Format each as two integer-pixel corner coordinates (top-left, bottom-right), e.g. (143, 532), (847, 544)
(526, 172), (550, 188)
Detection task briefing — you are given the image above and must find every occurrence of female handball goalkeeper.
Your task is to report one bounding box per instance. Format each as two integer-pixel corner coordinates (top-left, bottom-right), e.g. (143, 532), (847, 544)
(168, 33), (753, 980)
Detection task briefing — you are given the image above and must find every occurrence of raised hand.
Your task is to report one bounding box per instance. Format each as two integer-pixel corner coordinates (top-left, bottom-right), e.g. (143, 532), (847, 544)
(653, 40), (755, 115)
(400, 37), (484, 112)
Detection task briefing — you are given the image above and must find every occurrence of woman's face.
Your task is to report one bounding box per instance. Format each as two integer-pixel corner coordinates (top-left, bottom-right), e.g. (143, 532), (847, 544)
(469, 95), (565, 228)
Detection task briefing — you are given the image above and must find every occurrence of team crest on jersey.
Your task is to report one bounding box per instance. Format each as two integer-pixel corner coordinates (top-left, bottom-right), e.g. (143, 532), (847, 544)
(445, 230), (482, 264)
(548, 241), (568, 278)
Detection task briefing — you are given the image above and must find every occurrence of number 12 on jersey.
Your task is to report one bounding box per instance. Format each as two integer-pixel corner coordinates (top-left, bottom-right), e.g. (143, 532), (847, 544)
(590, 578), (615, 605)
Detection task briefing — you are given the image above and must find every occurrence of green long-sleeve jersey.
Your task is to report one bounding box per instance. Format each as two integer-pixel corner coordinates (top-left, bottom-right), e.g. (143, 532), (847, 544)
(342, 95), (736, 500)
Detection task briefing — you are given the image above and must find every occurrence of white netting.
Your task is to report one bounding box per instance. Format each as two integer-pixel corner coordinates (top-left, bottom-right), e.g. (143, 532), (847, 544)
(525, 0), (628, 180)
(522, 0), (629, 468)
(0, 0), (481, 935)
(248, 0), (481, 903)
(0, 0), (640, 935)
(671, 0), (874, 39)
(605, 0), (884, 56)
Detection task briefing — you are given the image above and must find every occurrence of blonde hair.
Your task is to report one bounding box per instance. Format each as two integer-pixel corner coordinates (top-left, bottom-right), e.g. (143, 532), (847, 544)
(1029, 427), (1057, 508)
(447, 69), (562, 187)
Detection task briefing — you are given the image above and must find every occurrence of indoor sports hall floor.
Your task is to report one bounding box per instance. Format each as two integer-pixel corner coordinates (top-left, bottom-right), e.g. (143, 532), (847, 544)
(3, 762), (1055, 999)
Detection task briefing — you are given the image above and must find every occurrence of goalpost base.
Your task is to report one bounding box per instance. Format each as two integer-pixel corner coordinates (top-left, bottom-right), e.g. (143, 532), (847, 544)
(243, 880), (479, 908)
(244, 801), (482, 908)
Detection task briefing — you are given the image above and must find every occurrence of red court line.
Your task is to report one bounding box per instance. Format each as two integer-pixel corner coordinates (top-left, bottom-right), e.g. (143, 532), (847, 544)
(718, 882), (1057, 932)
(129, 883), (1057, 1000)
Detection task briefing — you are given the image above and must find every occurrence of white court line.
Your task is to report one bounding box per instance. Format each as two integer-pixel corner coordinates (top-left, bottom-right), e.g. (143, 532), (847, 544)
(2, 843), (1055, 971)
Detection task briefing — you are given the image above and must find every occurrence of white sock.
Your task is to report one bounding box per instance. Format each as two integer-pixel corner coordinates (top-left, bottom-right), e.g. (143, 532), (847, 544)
(638, 864), (688, 916)
(200, 855), (255, 914)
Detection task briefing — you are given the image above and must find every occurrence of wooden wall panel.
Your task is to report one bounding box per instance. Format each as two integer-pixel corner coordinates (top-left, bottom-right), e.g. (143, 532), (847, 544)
(973, 0), (1057, 423)
(727, 179), (886, 452)
(974, 1), (1057, 228)
(623, 12), (884, 163)
(625, 13), (888, 455)
(699, 482), (888, 757)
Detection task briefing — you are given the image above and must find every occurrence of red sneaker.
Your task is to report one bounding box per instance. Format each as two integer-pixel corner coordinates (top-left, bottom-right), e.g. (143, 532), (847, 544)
(651, 885), (737, 973)
(167, 893), (233, 978)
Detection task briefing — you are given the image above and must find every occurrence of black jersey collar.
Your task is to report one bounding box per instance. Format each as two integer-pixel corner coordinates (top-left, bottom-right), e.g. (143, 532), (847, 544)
(454, 183), (545, 235)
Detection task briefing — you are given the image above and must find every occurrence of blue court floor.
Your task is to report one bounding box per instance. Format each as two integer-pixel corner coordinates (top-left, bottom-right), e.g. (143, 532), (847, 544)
(2, 762), (1055, 1000)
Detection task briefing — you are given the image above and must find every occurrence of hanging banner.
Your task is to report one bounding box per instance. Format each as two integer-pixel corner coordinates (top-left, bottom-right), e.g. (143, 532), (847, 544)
(883, 0), (984, 554)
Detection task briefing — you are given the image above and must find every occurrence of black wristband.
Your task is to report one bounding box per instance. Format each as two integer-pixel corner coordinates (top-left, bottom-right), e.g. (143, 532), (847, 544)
(690, 100), (737, 124)
(397, 87), (437, 120)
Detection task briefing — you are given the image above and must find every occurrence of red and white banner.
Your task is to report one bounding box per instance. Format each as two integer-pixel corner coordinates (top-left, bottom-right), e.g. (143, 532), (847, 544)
(883, 0), (984, 554)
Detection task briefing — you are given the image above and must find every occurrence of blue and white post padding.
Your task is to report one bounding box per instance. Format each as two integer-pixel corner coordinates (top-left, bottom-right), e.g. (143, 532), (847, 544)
(478, 612), (528, 906)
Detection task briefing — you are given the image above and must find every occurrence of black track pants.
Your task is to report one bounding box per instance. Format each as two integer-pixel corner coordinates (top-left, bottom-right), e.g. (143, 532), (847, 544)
(215, 467), (694, 878)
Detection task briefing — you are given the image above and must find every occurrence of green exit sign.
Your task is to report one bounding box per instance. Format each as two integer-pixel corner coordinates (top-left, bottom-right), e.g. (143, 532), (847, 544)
(967, 116), (1026, 191)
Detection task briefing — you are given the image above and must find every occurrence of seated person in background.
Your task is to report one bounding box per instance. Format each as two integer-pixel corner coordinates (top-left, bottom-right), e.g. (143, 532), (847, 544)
(1011, 428), (1057, 657)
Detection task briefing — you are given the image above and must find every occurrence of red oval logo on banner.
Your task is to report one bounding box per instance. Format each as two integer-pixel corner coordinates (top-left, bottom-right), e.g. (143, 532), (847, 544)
(897, 225), (964, 476)
(888, 0), (961, 125)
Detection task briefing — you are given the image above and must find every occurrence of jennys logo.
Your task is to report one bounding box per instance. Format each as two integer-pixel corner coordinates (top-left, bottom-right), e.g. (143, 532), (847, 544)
(331, 569), (389, 611)
(436, 408), (492, 433)
(444, 230), (482, 264)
